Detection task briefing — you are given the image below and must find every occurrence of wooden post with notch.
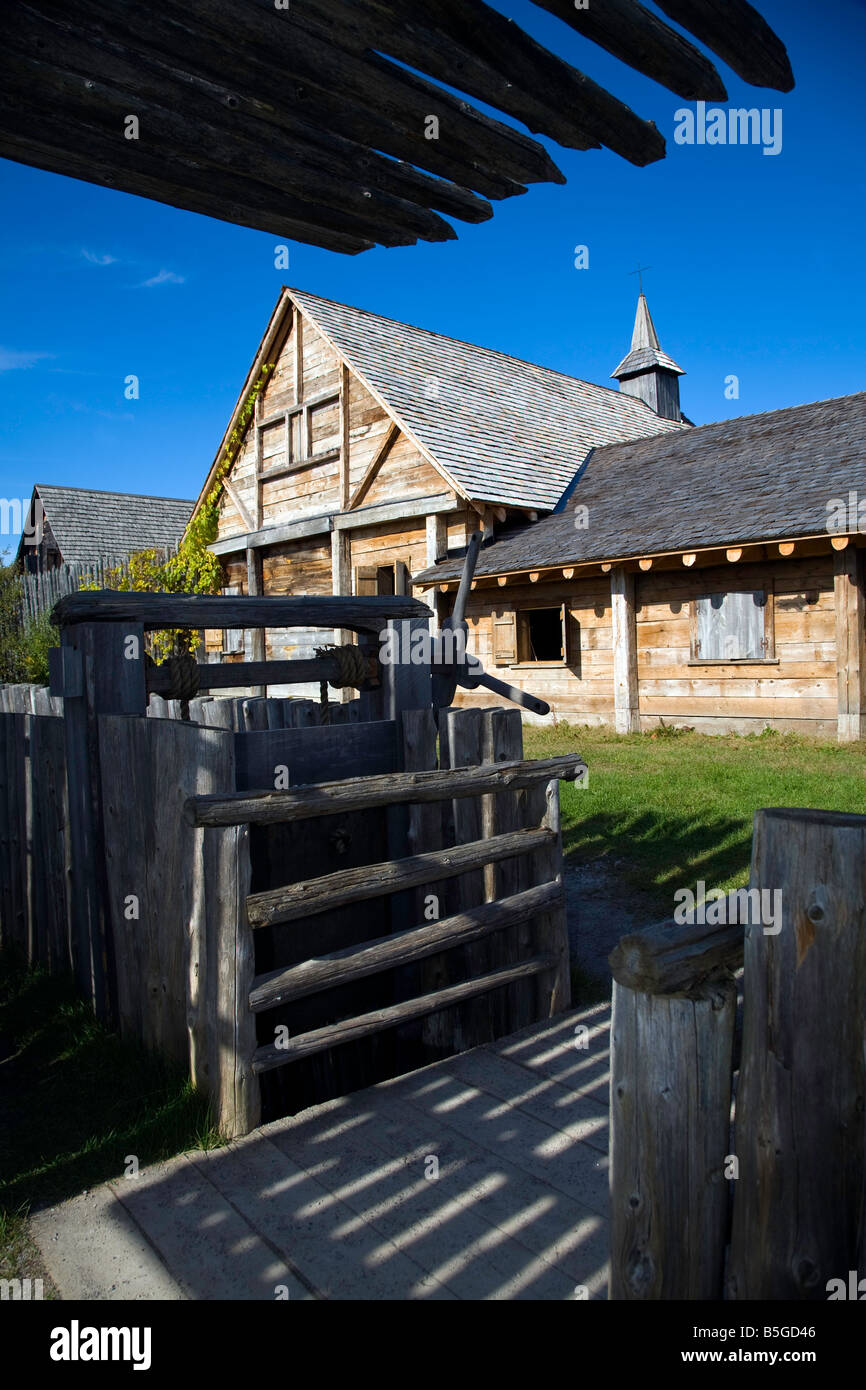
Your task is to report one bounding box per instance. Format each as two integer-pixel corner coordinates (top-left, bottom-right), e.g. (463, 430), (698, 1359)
(727, 808), (866, 1299)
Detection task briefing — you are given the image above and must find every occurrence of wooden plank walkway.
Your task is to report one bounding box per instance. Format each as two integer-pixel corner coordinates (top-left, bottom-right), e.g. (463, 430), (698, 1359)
(31, 1002), (611, 1301)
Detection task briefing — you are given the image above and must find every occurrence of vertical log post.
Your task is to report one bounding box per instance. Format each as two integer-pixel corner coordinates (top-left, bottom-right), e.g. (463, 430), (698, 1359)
(834, 546), (866, 742)
(608, 970), (736, 1299)
(59, 619), (147, 1019)
(610, 567), (640, 734)
(727, 808), (866, 1299)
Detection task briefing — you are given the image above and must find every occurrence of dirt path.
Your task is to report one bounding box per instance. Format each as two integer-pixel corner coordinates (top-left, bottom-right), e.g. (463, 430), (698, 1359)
(564, 857), (663, 990)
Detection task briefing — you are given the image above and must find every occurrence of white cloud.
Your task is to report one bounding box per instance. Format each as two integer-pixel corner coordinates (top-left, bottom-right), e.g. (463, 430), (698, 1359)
(0, 347), (53, 372)
(82, 249), (118, 266)
(140, 268), (185, 287)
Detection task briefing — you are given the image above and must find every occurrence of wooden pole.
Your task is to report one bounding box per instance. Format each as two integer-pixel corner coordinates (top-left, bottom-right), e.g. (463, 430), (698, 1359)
(609, 970), (736, 1299)
(610, 568), (640, 733)
(834, 545), (866, 742)
(727, 808), (866, 1299)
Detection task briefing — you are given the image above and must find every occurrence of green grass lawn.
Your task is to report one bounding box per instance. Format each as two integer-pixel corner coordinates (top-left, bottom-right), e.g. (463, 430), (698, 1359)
(524, 722), (866, 920)
(0, 951), (222, 1283)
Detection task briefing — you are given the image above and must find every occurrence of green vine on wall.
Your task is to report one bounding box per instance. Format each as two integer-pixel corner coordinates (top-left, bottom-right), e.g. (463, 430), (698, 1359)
(82, 364), (275, 660)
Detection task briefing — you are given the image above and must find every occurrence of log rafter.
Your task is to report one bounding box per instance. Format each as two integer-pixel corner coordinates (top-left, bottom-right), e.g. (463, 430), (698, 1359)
(0, 0), (793, 252)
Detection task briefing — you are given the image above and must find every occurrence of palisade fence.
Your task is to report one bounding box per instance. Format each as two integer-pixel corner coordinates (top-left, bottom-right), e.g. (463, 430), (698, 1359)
(0, 585), (580, 1141)
(18, 550), (178, 624)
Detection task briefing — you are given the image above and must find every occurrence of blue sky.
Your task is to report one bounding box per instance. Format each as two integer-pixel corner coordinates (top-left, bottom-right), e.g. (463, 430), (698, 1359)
(1, 0), (864, 543)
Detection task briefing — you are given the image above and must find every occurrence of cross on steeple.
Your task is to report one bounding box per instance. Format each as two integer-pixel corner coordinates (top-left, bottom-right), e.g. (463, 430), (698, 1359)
(628, 263), (652, 295)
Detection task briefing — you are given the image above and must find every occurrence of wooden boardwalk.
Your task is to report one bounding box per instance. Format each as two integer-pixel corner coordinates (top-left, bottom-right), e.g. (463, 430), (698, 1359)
(32, 1002), (611, 1301)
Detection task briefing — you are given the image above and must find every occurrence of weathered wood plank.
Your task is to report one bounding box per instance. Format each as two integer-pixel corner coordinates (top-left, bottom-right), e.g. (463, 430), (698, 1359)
(29, 713), (71, 973)
(53, 590), (430, 633)
(246, 827), (556, 928)
(727, 808), (866, 1299)
(609, 971), (736, 1299)
(250, 880), (563, 1010)
(654, 0), (795, 91)
(252, 955), (556, 1071)
(190, 753), (587, 824)
(609, 905), (747, 994)
(532, 0), (727, 99)
(233, 720), (398, 791)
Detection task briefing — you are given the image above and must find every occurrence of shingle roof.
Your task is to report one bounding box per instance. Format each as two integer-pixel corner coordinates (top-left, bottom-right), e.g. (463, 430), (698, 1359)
(291, 288), (687, 511)
(416, 393), (866, 582)
(26, 486), (193, 564)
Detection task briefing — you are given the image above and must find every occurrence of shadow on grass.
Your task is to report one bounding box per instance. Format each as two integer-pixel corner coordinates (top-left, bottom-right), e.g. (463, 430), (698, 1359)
(561, 806), (751, 917)
(0, 951), (220, 1218)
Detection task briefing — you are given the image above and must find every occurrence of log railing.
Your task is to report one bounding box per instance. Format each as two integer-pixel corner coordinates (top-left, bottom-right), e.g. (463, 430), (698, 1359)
(187, 748), (584, 1128)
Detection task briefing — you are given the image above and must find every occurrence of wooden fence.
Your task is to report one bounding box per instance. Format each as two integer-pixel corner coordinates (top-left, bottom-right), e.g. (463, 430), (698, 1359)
(608, 807), (866, 1301)
(0, 685), (70, 973)
(0, 586), (582, 1138)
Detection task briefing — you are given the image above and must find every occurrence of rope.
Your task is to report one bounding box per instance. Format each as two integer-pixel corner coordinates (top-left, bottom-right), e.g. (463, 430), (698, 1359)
(146, 650), (200, 702)
(315, 643), (371, 690)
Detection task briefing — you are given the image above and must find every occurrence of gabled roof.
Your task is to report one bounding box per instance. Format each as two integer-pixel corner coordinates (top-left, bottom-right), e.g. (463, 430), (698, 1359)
(18, 485), (193, 564)
(612, 293), (684, 380)
(194, 286), (687, 520)
(292, 288), (687, 510)
(415, 393), (866, 582)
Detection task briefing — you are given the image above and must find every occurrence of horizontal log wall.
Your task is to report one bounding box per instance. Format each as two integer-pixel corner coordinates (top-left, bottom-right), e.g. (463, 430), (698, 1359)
(635, 557), (836, 735)
(449, 554), (839, 734)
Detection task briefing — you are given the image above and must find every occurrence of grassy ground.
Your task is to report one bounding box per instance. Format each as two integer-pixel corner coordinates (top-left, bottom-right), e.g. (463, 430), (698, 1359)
(0, 950), (222, 1287)
(524, 722), (866, 920)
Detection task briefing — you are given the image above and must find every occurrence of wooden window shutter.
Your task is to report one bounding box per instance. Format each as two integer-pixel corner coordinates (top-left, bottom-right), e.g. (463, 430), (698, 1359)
(562, 604), (579, 666)
(492, 609), (518, 666)
(354, 565), (378, 596)
(394, 560), (410, 595)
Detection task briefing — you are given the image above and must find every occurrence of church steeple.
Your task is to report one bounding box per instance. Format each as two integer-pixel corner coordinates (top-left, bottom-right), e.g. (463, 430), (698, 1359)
(612, 293), (685, 422)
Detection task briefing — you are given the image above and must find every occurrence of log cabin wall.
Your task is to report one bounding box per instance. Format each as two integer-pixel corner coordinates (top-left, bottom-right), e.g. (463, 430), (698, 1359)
(204, 301), (477, 677)
(445, 551), (839, 736)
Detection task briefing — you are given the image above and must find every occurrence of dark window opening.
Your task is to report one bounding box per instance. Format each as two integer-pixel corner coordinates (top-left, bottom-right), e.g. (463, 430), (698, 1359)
(521, 607), (564, 662)
(376, 565), (395, 596)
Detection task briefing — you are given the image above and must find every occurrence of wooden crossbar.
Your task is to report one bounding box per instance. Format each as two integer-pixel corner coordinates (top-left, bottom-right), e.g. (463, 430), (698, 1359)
(246, 826), (555, 928)
(251, 955), (556, 1071)
(147, 654), (374, 696)
(249, 879), (563, 1010)
(188, 754), (586, 826)
(51, 590), (430, 632)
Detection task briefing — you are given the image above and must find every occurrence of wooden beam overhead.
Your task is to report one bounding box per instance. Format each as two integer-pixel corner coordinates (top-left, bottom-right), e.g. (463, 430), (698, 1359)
(778, 542), (796, 557)
(638, 558), (653, 571)
(831, 536), (850, 551)
(0, 0), (793, 253)
(532, 0), (728, 100)
(682, 552), (697, 567)
(726, 548), (743, 563)
(497, 576), (508, 587)
(562, 568), (575, 580)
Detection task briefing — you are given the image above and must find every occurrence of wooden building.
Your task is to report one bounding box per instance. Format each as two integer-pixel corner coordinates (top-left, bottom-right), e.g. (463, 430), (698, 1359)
(195, 287), (865, 740)
(417, 394), (866, 741)
(193, 286), (684, 676)
(15, 484), (192, 574)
